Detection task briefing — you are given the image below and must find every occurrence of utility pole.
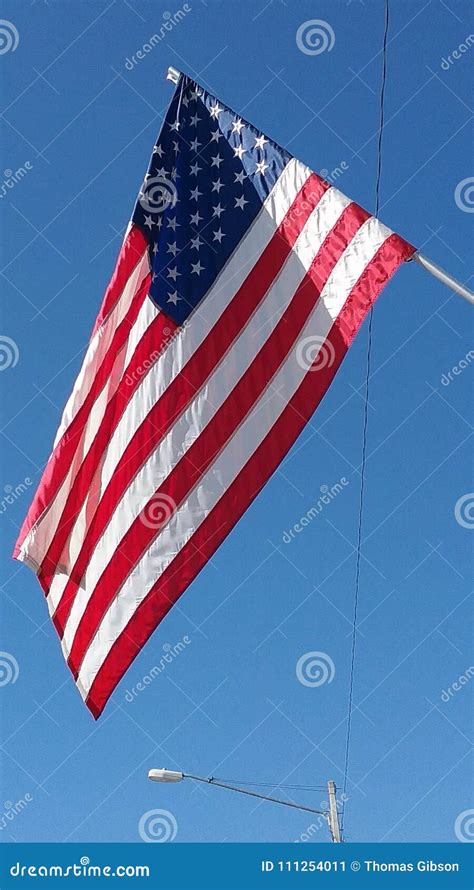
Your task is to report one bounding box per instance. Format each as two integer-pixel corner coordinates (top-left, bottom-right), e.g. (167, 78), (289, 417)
(327, 780), (341, 842)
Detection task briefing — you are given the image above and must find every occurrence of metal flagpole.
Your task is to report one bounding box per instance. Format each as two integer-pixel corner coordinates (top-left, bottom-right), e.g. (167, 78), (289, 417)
(165, 66), (473, 307)
(410, 252), (474, 305)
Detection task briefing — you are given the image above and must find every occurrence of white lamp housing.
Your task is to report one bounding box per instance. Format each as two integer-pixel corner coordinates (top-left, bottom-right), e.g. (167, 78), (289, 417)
(148, 768), (184, 783)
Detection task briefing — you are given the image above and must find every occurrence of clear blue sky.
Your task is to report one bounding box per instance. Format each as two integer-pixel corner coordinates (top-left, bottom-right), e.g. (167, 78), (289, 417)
(1, 0), (472, 845)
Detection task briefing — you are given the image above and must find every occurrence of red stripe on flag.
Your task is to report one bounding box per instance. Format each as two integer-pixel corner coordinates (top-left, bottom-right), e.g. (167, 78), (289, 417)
(14, 229), (149, 559)
(66, 201), (368, 675)
(92, 225), (149, 334)
(84, 232), (412, 718)
(37, 287), (174, 592)
(51, 174), (329, 630)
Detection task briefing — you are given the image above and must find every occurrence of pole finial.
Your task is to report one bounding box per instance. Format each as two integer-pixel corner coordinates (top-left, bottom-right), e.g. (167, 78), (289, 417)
(167, 67), (181, 85)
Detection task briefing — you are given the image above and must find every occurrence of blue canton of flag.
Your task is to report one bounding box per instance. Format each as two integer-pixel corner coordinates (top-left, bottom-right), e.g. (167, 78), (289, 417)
(132, 75), (291, 325)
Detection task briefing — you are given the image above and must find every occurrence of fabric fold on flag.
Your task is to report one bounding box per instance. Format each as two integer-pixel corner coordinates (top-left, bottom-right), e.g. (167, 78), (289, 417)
(14, 72), (415, 717)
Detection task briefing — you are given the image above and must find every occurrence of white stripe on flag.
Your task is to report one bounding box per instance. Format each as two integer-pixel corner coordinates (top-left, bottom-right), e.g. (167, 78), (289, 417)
(53, 251), (150, 448)
(76, 216), (390, 696)
(61, 186), (349, 654)
(97, 159), (311, 498)
(17, 253), (151, 569)
(24, 160), (309, 580)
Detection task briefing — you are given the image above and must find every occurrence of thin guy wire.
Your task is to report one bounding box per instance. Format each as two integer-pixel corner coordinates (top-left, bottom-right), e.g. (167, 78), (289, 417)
(340, 0), (390, 836)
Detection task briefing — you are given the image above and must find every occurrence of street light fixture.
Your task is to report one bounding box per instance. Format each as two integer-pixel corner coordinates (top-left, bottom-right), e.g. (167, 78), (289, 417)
(149, 769), (184, 783)
(148, 769), (341, 842)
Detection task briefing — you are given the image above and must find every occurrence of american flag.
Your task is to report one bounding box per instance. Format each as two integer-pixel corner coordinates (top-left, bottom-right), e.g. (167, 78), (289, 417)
(14, 74), (414, 717)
